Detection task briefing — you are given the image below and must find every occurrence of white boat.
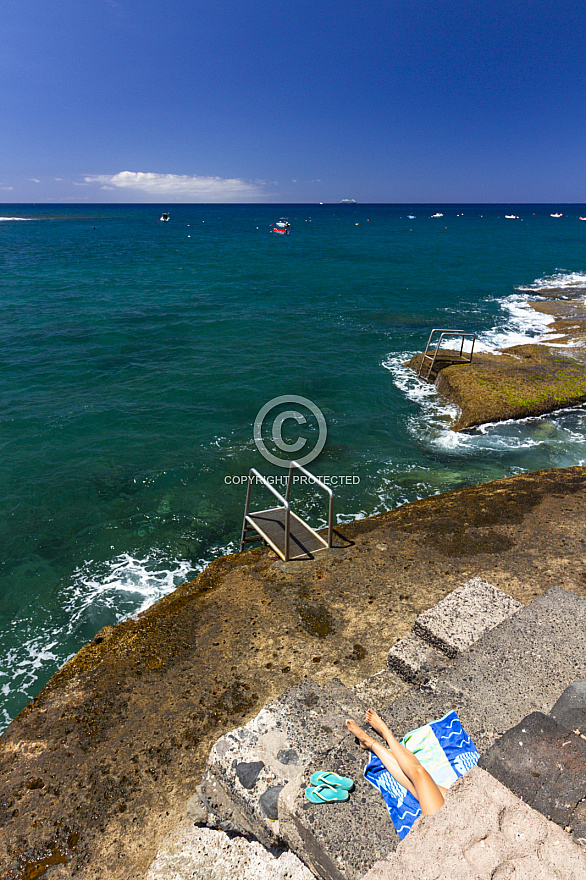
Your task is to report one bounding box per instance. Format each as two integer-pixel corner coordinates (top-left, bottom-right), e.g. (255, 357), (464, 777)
(272, 218), (290, 234)
(159, 212), (170, 222)
(579, 217), (586, 221)
(431, 212), (444, 218)
(505, 214), (519, 219)
(340, 198), (356, 204)
(550, 213), (563, 218)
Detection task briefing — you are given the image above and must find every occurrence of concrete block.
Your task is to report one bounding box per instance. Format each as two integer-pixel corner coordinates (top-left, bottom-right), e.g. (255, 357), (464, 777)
(144, 817), (314, 880)
(478, 711), (586, 846)
(203, 679), (361, 846)
(279, 732), (398, 880)
(359, 768), (586, 880)
(412, 577), (522, 658)
(386, 634), (449, 683)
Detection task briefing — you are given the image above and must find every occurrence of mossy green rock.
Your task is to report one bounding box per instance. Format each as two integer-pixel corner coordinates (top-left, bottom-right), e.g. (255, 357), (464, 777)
(407, 344), (586, 431)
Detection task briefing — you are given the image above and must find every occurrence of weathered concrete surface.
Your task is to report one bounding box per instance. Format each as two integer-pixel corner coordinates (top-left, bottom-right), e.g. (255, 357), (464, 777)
(388, 577), (522, 683)
(1, 467), (586, 879)
(277, 586), (586, 879)
(360, 768), (586, 880)
(201, 677), (383, 848)
(411, 576), (522, 658)
(550, 680), (586, 733)
(478, 712), (586, 846)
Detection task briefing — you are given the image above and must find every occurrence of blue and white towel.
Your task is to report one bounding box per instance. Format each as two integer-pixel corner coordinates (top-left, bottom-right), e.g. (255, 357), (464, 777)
(364, 710), (479, 839)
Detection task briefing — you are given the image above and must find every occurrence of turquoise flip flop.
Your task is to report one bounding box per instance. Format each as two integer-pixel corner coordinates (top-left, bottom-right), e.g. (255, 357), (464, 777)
(305, 784), (349, 804)
(310, 771), (354, 790)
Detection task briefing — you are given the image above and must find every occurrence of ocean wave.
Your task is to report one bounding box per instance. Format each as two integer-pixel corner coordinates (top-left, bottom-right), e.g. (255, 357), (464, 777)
(474, 293), (554, 351)
(0, 550), (212, 733)
(64, 551), (198, 625)
(0, 216), (36, 221)
(516, 271), (586, 294)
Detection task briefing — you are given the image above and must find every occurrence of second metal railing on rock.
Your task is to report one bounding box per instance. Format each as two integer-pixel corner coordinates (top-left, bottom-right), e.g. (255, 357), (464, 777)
(418, 329), (476, 381)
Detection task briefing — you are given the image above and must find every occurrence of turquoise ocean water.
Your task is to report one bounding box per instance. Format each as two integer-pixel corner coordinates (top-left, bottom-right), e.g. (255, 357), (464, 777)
(1, 202), (585, 730)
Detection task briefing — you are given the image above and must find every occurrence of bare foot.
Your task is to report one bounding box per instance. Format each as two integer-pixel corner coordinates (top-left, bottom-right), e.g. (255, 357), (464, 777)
(365, 709), (392, 740)
(345, 718), (374, 751)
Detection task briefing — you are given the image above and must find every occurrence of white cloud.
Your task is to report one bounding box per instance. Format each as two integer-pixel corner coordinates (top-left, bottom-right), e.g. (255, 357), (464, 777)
(83, 171), (265, 202)
(29, 178), (41, 183)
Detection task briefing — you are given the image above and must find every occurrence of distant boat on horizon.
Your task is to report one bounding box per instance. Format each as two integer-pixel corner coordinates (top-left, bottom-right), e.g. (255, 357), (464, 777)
(550, 213), (563, 218)
(431, 212), (444, 218)
(159, 212), (170, 222)
(505, 214), (519, 219)
(340, 198), (356, 204)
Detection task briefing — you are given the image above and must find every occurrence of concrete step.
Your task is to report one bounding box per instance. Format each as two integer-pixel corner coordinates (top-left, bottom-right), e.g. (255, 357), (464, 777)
(387, 576), (522, 683)
(278, 586), (586, 879)
(200, 677), (380, 848)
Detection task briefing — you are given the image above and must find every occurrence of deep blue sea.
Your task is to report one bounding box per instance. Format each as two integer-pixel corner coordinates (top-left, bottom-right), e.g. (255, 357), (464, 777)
(1, 202), (585, 730)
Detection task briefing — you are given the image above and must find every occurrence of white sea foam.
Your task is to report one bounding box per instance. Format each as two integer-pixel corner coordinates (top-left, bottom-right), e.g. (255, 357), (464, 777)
(473, 293), (554, 352)
(0, 548), (225, 733)
(63, 552), (197, 625)
(516, 271), (586, 294)
(0, 216), (35, 221)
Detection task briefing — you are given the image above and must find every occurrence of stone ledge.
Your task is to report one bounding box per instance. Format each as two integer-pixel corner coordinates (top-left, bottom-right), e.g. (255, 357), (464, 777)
(387, 577), (522, 681)
(412, 576), (523, 658)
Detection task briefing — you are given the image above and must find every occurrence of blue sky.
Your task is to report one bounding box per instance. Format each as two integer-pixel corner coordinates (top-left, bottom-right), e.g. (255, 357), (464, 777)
(2, 0), (585, 203)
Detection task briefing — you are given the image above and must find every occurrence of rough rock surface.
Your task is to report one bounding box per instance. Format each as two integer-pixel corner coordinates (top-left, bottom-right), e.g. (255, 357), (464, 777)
(360, 768), (586, 880)
(550, 680), (586, 733)
(478, 712), (586, 846)
(407, 344), (586, 430)
(144, 818), (314, 880)
(1, 467), (586, 879)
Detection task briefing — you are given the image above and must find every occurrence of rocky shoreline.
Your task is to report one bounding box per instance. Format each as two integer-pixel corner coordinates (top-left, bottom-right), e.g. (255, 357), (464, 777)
(405, 292), (586, 430)
(1, 466), (586, 879)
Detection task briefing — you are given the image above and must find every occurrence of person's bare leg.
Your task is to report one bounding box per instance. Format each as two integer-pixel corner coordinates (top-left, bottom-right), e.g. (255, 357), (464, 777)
(345, 718), (418, 799)
(363, 710), (446, 814)
(347, 715), (445, 815)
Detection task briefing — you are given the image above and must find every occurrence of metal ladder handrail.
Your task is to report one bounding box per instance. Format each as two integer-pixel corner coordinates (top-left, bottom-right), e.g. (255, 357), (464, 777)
(240, 460), (335, 561)
(286, 461), (334, 551)
(241, 468), (291, 561)
(419, 329), (476, 380)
